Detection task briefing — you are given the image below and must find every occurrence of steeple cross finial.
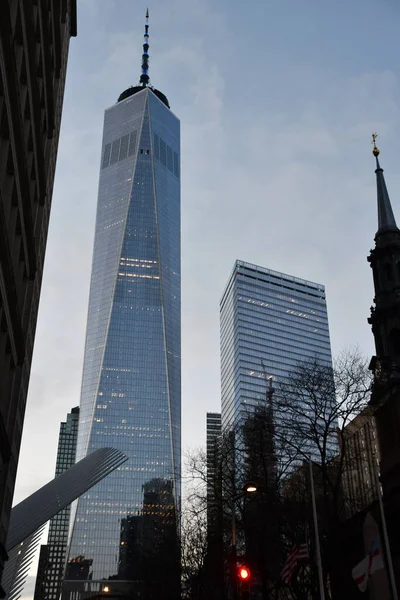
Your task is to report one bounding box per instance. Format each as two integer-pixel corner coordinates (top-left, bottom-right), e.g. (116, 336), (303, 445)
(372, 133), (380, 157)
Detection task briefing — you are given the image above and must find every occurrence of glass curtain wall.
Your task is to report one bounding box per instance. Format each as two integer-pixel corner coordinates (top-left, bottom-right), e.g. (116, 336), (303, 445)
(220, 260), (336, 459)
(64, 88), (181, 600)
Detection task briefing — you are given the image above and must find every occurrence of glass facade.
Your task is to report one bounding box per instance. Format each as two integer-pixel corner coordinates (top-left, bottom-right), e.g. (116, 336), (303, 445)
(220, 260), (335, 456)
(206, 413), (222, 534)
(34, 408), (79, 600)
(207, 413), (222, 467)
(65, 88), (180, 600)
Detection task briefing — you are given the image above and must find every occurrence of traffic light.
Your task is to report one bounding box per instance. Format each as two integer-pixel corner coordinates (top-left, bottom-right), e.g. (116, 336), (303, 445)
(237, 564), (251, 600)
(238, 566), (250, 581)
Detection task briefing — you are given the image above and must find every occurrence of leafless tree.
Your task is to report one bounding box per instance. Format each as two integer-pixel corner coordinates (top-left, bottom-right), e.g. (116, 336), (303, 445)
(268, 347), (372, 598)
(181, 496), (208, 600)
(184, 348), (372, 599)
(274, 348), (372, 522)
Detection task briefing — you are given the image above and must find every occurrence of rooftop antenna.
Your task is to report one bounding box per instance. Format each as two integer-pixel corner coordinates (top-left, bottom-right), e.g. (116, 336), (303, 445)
(140, 9), (150, 87)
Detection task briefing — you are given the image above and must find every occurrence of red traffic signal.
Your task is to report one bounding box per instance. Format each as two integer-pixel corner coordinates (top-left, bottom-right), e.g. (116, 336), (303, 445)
(238, 566), (251, 581)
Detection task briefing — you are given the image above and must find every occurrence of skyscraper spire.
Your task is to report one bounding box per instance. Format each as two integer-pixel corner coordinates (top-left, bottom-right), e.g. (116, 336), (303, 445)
(372, 133), (399, 234)
(140, 9), (150, 87)
(118, 9), (170, 108)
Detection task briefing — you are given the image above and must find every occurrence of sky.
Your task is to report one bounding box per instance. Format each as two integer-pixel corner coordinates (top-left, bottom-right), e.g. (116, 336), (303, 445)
(11, 0), (400, 597)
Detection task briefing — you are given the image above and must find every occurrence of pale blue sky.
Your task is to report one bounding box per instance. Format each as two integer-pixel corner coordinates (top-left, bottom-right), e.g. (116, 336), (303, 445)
(13, 1), (400, 595)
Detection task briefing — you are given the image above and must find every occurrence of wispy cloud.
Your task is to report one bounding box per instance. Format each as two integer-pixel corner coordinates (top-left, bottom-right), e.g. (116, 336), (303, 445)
(14, 1), (400, 595)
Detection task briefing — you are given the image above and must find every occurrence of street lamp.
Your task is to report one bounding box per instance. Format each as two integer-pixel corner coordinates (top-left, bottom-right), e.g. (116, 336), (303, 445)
(243, 483), (257, 494)
(231, 483), (257, 548)
(230, 483), (258, 600)
(102, 586), (110, 593)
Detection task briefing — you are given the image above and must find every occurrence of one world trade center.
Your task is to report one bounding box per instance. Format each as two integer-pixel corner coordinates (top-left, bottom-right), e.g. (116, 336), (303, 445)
(64, 13), (181, 600)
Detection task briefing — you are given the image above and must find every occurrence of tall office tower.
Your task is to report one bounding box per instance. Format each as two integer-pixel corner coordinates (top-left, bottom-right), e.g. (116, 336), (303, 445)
(207, 413), (222, 478)
(206, 413), (222, 530)
(64, 14), (181, 600)
(206, 412), (222, 502)
(220, 260), (334, 449)
(0, 2), (77, 593)
(34, 408), (79, 600)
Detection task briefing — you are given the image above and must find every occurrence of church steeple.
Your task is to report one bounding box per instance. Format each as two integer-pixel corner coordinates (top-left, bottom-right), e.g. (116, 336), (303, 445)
(368, 134), (400, 390)
(373, 134), (399, 235)
(368, 136), (400, 507)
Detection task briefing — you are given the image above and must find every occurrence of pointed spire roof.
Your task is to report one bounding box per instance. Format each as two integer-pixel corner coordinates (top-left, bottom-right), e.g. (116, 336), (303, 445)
(117, 10), (170, 108)
(372, 135), (399, 234)
(139, 9), (150, 87)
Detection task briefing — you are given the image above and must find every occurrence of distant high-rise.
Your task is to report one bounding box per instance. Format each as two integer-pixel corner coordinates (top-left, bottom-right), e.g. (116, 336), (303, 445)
(206, 414), (221, 499)
(0, 2), (77, 592)
(220, 260), (334, 447)
(207, 413), (222, 477)
(63, 13), (181, 600)
(34, 408), (79, 600)
(206, 413), (221, 532)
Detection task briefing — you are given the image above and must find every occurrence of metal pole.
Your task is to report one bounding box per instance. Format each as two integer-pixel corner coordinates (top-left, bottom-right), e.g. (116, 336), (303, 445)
(231, 504), (237, 600)
(309, 459), (325, 600)
(232, 505), (237, 549)
(373, 464), (399, 600)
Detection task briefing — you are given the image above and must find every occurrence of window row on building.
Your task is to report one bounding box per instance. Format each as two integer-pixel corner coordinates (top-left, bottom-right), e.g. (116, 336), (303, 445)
(102, 131), (138, 169)
(153, 133), (180, 178)
(101, 130), (180, 181)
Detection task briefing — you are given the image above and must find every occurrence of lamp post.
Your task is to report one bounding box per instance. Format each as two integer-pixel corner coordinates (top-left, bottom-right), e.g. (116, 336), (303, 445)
(231, 483), (258, 600)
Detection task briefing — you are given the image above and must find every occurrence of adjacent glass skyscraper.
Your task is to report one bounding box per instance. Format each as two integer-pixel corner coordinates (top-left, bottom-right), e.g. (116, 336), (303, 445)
(64, 19), (181, 600)
(220, 260), (333, 432)
(34, 408), (79, 600)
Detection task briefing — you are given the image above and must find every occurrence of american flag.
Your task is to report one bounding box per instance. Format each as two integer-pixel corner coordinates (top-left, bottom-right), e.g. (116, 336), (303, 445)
(281, 544), (309, 584)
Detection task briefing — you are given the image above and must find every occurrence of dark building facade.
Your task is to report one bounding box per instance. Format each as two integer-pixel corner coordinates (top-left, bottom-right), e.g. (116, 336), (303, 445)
(340, 409), (379, 518)
(368, 139), (400, 582)
(34, 407), (79, 600)
(206, 412), (222, 526)
(206, 412), (223, 544)
(207, 413), (222, 462)
(324, 139), (400, 595)
(0, 1), (77, 593)
(117, 479), (179, 599)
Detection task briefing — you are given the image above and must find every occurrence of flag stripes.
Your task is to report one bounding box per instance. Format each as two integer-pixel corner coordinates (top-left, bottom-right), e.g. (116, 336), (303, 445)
(281, 544), (309, 584)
